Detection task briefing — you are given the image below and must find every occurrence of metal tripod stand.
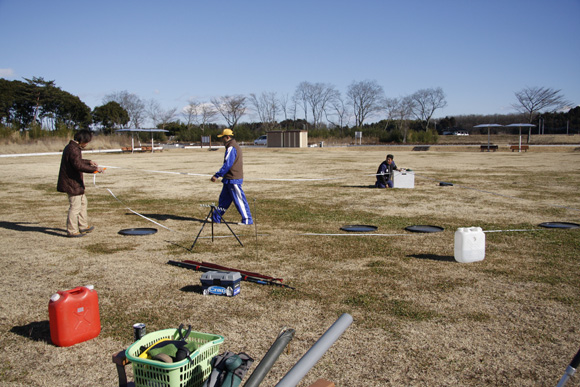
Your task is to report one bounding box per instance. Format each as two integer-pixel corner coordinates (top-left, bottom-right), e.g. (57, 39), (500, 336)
(190, 205), (243, 250)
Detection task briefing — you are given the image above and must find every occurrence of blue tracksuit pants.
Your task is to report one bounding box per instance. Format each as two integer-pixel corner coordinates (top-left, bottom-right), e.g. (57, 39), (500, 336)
(212, 182), (253, 224)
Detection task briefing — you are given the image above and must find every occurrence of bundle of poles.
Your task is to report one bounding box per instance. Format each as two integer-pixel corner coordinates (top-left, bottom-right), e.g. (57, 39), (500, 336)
(167, 260), (295, 290)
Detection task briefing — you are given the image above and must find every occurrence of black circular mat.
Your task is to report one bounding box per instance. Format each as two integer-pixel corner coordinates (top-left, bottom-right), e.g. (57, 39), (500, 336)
(405, 225), (444, 233)
(118, 228), (158, 236)
(538, 222), (580, 229)
(340, 225), (378, 232)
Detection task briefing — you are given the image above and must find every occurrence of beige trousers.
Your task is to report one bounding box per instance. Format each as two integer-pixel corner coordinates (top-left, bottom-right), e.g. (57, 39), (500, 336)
(67, 194), (89, 235)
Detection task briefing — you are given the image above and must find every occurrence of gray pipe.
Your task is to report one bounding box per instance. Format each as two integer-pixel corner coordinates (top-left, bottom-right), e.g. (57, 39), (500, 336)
(556, 347), (580, 387)
(275, 313), (353, 387)
(243, 328), (295, 387)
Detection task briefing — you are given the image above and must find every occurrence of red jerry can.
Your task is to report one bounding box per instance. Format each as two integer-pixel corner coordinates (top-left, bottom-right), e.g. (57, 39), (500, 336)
(48, 285), (101, 347)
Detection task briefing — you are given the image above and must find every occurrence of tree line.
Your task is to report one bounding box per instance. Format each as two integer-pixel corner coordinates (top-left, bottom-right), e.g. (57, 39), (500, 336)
(0, 77), (576, 143)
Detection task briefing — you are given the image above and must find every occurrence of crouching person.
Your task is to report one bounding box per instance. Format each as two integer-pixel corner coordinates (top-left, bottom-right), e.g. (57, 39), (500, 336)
(375, 154), (403, 188)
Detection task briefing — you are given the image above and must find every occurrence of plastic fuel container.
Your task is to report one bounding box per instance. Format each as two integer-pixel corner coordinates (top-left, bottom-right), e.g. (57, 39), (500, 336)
(48, 285), (101, 347)
(454, 227), (485, 263)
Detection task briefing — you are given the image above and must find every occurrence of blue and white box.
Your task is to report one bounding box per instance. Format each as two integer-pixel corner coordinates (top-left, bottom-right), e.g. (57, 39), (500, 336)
(200, 271), (241, 297)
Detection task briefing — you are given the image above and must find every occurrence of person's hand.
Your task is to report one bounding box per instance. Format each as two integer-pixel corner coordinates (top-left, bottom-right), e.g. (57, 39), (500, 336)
(89, 160), (98, 167)
(97, 167), (105, 173)
(210, 176), (217, 182)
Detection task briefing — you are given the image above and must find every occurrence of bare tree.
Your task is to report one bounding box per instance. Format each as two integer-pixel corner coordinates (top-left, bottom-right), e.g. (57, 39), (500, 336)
(293, 82), (310, 123)
(290, 94), (298, 121)
(182, 99), (217, 132)
(346, 80), (385, 128)
(294, 81), (337, 128)
(325, 92), (350, 133)
(103, 90), (145, 128)
(146, 99), (177, 129)
(309, 83), (337, 128)
(158, 107), (177, 129)
(278, 93), (291, 121)
(198, 103), (218, 133)
(182, 99), (201, 128)
(211, 95), (247, 129)
(512, 86), (572, 123)
(392, 96), (415, 143)
(146, 99), (163, 127)
(249, 91), (279, 130)
(410, 87), (447, 131)
(382, 97), (399, 130)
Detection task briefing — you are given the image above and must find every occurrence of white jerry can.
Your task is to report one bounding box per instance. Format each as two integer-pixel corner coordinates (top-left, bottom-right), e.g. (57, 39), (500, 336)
(454, 227), (485, 263)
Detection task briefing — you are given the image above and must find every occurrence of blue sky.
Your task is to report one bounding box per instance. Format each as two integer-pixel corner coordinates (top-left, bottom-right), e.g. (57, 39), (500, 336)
(1, 0), (579, 125)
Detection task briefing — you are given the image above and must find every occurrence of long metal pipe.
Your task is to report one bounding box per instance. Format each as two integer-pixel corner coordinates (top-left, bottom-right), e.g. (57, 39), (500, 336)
(556, 347), (580, 387)
(244, 328), (295, 387)
(275, 313), (353, 387)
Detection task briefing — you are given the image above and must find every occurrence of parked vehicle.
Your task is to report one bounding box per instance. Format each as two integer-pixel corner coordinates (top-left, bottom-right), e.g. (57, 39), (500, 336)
(442, 130), (469, 136)
(254, 135), (267, 145)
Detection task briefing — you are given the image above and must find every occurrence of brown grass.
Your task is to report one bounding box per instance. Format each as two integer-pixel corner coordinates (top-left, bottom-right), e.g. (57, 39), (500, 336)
(0, 135), (130, 154)
(0, 142), (579, 386)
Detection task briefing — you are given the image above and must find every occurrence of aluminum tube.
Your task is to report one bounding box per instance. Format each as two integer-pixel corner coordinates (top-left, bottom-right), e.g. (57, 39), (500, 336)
(556, 366), (575, 387)
(556, 347), (580, 387)
(243, 329), (295, 387)
(275, 313), (353, 387)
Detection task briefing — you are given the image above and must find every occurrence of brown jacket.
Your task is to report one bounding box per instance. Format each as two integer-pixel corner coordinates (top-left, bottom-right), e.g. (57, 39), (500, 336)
(221, 139), (243, 181)
(57, 140), (97, 195)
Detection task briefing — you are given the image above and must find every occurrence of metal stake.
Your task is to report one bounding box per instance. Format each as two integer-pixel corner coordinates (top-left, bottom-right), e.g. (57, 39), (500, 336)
(253, 198), (259, 260)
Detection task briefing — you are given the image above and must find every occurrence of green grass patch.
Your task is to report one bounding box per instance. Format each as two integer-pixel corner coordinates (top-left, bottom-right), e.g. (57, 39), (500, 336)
(85, 243), (135, 255)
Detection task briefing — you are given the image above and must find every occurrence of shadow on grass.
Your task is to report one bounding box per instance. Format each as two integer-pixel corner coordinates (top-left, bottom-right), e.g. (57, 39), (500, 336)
(0, 221), (66, 237)
(138, 213), (204, 223)
(341, 185), (377, 189)
(10, 320), (51, 343)
(179, 285), (204, 294)
(408, 253), (456, 262)
(165, 240), (195, 252)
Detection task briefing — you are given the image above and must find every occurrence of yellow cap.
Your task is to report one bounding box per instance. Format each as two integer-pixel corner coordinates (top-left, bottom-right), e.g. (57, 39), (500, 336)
(217, 128), (234, 138)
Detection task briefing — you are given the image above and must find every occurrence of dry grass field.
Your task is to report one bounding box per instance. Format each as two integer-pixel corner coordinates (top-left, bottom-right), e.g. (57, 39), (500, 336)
(0, 140), (579, 386)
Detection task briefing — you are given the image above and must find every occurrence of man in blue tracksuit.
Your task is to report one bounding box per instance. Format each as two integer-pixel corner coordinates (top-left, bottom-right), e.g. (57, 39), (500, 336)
(210, 129), (253, 225)
(375, 154), (401, 188)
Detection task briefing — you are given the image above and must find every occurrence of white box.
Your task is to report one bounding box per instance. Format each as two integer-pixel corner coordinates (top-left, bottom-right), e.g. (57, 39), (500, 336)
(393, 170), (414, 188)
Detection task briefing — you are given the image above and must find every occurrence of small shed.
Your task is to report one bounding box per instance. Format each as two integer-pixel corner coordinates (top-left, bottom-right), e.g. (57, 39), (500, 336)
(267, 130), (308, 148)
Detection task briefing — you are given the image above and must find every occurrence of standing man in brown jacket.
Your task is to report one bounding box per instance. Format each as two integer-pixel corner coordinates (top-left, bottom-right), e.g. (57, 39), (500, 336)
(57, 130), (104, 237)
(209, 129), (253, 225)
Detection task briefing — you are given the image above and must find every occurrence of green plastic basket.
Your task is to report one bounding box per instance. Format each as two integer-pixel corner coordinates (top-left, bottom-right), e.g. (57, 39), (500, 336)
(126, 328), (224, 387)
